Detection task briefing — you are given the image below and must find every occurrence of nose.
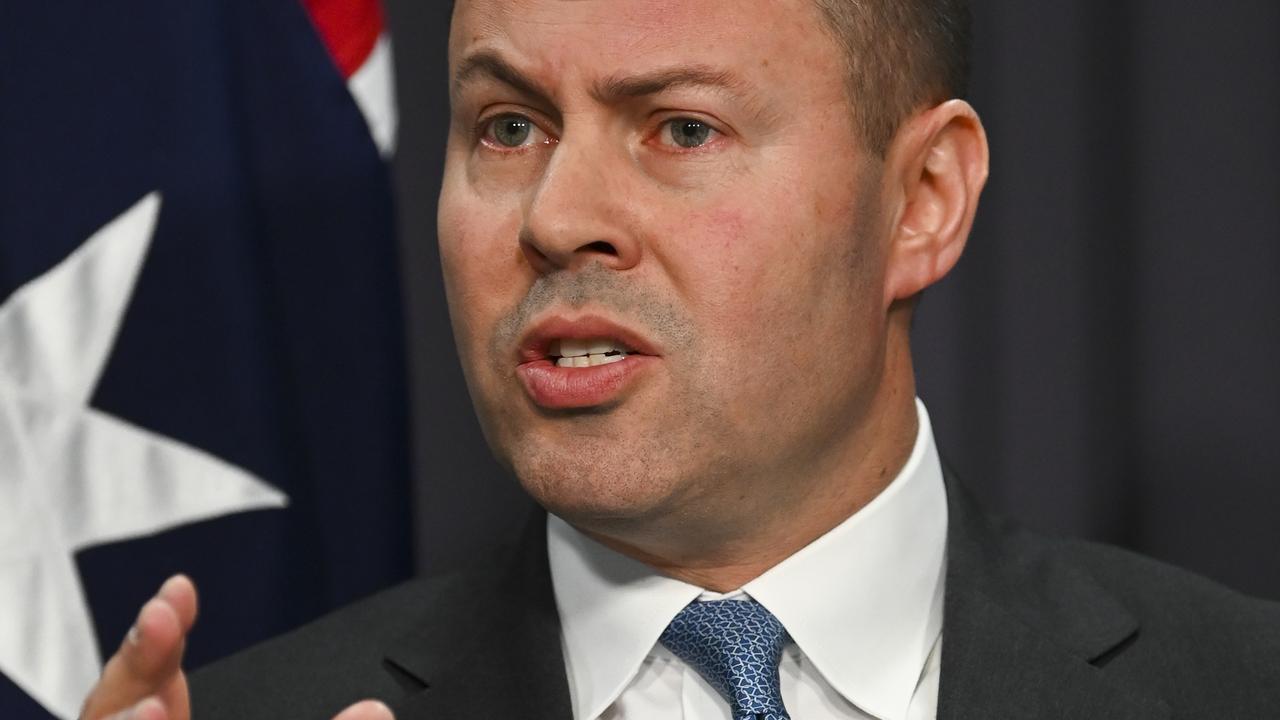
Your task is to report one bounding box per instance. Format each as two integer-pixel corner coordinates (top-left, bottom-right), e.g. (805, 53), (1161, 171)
(519, 138), (642, 275)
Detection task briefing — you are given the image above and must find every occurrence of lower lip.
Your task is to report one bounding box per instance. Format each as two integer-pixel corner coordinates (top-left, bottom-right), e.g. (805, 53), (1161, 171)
(517, 356), (657, 410)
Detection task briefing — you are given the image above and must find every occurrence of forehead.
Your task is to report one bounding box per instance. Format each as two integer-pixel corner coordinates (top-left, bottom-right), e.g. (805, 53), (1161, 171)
(449, 0), (842, 97)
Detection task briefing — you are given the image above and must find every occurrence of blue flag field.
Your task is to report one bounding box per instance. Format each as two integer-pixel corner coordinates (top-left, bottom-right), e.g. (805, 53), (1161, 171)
(0, 1), (411, 717)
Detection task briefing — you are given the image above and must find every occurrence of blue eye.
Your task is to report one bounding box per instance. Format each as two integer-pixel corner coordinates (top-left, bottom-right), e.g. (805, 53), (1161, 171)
(667, 119), (714, 148)
(490, 115), (533, 147)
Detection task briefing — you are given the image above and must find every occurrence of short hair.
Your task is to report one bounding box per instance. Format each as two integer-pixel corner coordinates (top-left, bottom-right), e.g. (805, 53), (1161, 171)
(811, 0), (972, 156)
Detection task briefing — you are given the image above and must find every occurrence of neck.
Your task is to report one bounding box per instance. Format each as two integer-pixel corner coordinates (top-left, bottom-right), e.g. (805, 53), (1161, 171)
(584, 331), (920, 592)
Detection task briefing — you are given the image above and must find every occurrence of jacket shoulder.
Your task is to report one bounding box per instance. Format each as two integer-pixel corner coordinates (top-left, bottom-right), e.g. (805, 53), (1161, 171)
(188, 570), (498, 720)
(1057, 535), (1280, 659)
(991, 515), (1280, 713)
(946, 472), (1280, 716)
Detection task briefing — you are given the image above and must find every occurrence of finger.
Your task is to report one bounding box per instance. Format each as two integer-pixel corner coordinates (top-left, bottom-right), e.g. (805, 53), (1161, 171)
(155, 575), (198, 634)
(104, 696), (168, 720)
(331, 699), (395, 720)
(82, 577), (196, 719)
(155, 669), (191, 720)
(84, 598), (183, 717)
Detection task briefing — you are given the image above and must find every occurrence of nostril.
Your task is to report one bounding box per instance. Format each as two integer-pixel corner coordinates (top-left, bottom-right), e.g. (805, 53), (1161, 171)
(518, 230), (628, 273)
(583, 240), (617, 255)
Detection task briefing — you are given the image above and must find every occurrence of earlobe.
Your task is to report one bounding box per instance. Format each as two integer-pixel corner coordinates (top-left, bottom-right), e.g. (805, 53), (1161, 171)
(882, 100), (990, 307)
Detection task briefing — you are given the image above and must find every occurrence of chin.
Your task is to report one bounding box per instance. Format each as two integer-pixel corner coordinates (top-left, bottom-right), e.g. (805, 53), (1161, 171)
(507, 441), (686, 525)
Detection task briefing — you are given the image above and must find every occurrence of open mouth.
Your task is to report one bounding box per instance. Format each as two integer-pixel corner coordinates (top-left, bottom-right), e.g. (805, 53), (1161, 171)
(547, 338), (632, 368)
(515, 317), (659, 409)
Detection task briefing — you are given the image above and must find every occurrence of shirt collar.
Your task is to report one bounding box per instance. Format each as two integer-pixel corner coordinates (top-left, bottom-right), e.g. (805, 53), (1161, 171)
(548, 398), (948, 720)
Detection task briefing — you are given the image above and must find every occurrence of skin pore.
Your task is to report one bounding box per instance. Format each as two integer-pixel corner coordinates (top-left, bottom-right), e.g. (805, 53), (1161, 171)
(439, 0), (988, 591)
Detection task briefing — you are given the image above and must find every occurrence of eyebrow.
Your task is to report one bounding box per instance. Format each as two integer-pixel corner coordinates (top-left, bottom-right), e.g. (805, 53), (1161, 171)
(452, 50), (765, 110)
(453, 51), (554, 106)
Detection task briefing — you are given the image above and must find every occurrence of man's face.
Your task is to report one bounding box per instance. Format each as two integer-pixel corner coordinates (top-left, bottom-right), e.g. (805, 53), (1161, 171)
(439, 0), (894, 534)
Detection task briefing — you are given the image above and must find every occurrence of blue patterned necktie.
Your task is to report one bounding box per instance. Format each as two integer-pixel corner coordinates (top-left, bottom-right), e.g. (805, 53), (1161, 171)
(659, 599), (792, 720)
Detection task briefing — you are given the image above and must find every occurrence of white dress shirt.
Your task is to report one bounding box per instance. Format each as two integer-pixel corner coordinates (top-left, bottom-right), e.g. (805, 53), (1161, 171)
(548, 399), (948, 720)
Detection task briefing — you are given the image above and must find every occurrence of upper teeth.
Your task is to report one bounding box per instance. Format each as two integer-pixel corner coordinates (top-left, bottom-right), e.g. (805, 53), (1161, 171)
(551, 338), (629, 368)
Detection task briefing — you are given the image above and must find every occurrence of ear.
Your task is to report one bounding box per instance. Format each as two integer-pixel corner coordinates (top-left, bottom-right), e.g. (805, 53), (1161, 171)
(881, 99), (989, 307)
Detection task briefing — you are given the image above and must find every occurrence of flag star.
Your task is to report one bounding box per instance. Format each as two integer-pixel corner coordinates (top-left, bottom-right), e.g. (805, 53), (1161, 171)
(0, 193), (289, 720)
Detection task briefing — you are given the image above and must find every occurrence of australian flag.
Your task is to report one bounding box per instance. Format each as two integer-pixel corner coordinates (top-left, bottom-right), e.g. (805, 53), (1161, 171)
(0, 1), (411, 717)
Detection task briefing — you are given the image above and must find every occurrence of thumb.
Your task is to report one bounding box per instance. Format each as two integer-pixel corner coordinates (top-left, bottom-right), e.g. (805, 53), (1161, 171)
(331, 700), (394, 720)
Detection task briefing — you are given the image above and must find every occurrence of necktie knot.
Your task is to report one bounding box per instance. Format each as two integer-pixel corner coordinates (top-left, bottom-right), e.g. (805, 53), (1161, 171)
(659, 599), (792, 720)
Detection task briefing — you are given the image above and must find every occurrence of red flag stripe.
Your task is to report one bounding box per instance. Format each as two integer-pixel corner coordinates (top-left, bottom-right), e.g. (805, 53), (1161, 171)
(300, 0), (384, 79)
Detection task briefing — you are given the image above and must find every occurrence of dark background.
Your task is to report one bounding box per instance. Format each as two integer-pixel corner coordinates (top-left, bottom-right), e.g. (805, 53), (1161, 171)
(384, 2), (1280, 600)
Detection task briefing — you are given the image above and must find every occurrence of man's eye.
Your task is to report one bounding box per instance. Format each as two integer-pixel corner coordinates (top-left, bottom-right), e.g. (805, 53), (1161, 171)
(662, 118), (716, 149)
(484, 114), (542, 148)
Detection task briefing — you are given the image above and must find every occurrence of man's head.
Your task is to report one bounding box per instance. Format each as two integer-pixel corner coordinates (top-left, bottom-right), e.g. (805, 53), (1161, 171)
(437, 0), (987, 570)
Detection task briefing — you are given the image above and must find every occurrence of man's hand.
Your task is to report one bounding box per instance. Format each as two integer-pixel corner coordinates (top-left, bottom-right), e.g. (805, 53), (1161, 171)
(78, 575), (394, 720)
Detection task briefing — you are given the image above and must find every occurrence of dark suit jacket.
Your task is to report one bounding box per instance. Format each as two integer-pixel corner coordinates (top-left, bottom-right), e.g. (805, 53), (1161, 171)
(190, 479), (1280, 718)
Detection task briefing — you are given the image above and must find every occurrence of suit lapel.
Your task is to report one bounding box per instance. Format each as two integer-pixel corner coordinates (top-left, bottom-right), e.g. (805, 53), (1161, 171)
(937, 478), (1169, 720)
(382, 512), (573, 720)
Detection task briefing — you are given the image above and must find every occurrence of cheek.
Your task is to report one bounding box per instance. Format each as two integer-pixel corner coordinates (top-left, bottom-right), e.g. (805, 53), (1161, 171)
(438, 185), (525, 360)
(660, 197), (831, 333)
(653, 186), (880, 409)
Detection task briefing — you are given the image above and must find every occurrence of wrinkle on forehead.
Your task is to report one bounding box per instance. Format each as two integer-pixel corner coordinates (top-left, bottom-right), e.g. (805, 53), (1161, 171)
(458, 0), (713, 33)
(451, 0), (786, 74)
(448, 0), (850, 134)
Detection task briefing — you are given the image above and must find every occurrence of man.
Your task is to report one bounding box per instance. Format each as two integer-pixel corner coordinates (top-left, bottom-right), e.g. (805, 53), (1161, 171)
(80, 1), (1280, 719)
